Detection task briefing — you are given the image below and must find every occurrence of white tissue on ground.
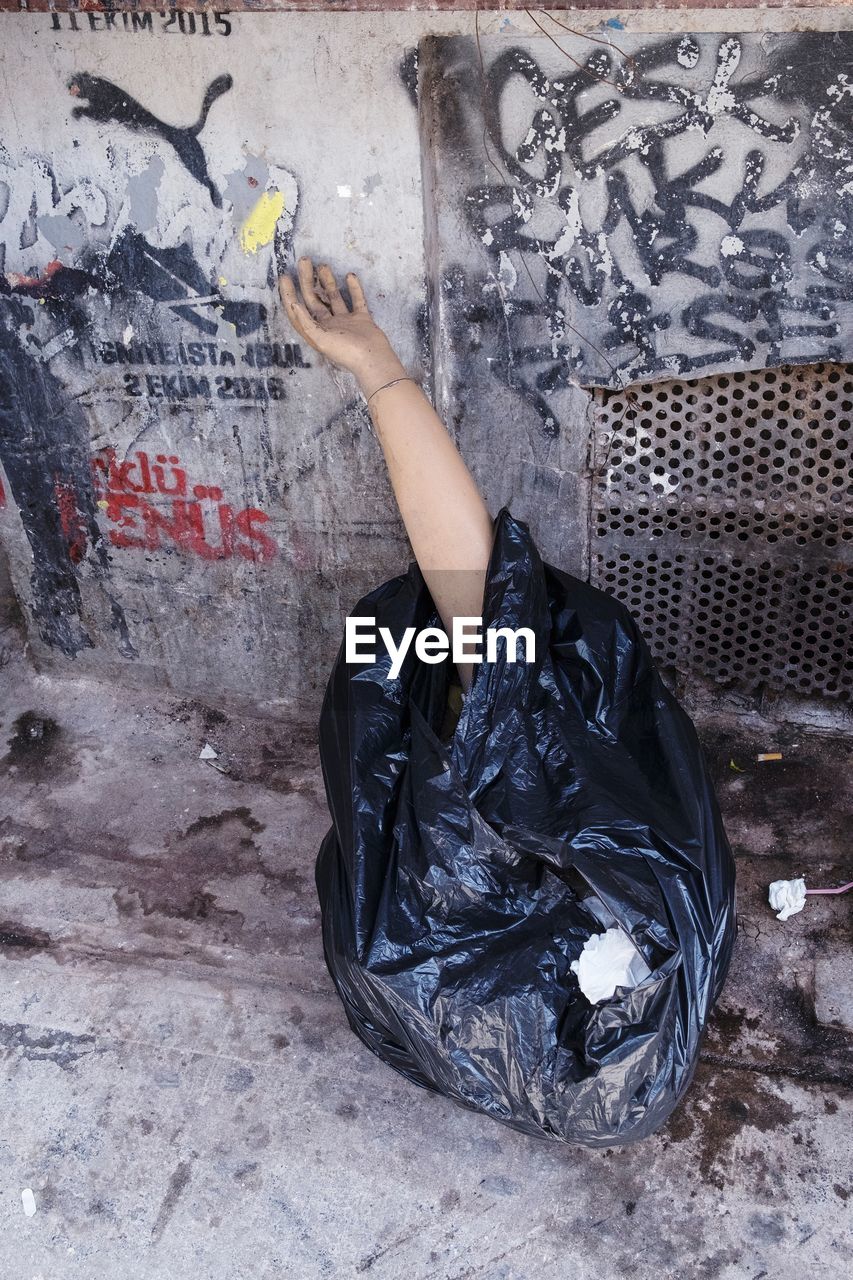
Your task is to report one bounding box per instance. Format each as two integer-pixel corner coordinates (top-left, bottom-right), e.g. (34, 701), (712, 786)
(571, 913), (653, 1005)
(768, 877), (807, 921)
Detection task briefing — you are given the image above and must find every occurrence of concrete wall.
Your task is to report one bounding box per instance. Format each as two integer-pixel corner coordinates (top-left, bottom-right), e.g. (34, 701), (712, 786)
(1, 9), (852, 716)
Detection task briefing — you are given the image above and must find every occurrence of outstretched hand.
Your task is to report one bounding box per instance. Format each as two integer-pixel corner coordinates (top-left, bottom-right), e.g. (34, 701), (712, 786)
(278, 256), (406, 396)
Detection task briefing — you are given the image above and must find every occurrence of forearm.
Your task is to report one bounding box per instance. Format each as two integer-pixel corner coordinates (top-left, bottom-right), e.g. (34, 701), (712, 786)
(278, 258), (494, 687)
(356, 351), (494, 686)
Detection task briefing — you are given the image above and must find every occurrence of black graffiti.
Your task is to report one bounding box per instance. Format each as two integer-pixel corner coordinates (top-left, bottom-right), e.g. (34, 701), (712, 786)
(482, 38), (799, 194)
(50, 13), (232, 37)
(7, 229), (268, 338)
(0, 231), (283, 653)
(107, 229), (266, 335)
(0, 294), (135, 658)
(92, 338), (309, 370)
(120, 372), (286, 402)
(399, 48), (419, 111)
(449, 33), (853, 423)
(68, 72), (233, 207)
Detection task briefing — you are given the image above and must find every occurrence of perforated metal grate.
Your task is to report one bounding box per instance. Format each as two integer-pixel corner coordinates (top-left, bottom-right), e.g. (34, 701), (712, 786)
(590, 363), (853, 701)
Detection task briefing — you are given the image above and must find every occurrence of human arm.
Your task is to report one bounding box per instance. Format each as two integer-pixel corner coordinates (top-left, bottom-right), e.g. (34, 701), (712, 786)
(278, 256), (494, 688)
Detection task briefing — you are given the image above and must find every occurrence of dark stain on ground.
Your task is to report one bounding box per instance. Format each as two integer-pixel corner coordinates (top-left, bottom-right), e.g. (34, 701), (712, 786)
(664, 1061), (799, 1189)
(226, 741), (321, 797)
(0, 815), (125, 873)
(706, 1004), (761, 1049)
(2, 711), (82, 786)
(698, 722), (853, 861)
(0, 920), (51, 954)
(106, 803), (310, 941)
(170, 698), (229, 730)
(183, 807), (265, 838)
(1, 1020), (99, 1070)
(398, 47), (419, 110)
(164, 698), (321, 795)
(704, 977), (853, 1090)
(4, 712), (60, 774)
(150, 1158), (194, 1242)
(113, 885), (240, 926)
(3, 793), (310, 959)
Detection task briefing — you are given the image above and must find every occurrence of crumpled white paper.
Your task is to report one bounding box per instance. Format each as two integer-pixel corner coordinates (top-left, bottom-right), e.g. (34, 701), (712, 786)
(768, 877), (807, 921)
(571, 925), (653, 1004)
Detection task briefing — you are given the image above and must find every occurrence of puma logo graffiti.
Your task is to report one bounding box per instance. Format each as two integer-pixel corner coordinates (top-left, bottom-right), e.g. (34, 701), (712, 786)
(68, 73), (233, 208)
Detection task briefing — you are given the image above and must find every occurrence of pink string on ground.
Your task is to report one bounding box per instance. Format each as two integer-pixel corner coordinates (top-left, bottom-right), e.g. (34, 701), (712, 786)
(804, 882), (853, 895)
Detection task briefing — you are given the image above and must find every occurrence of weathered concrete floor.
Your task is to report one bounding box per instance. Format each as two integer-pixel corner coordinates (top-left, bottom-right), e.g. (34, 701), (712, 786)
(1, 656), (851, 1280)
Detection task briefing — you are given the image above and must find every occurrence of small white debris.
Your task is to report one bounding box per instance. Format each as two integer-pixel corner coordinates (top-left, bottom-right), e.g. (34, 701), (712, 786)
(199, 742), (219, 760)
(571, 926), (652, 1004)
(768, 877), (807, 921)
(122, 324), (134, 344)
(336, 185), (352, 199)
(21, 1188), (36, 1217)
(721, 234), (745, 257)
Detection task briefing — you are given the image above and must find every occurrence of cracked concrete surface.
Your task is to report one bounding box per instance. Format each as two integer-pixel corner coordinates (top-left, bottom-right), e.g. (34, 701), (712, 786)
(0, 654), (851, 1279)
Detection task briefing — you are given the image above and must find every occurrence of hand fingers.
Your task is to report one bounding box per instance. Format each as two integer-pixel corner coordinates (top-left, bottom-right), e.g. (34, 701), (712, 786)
(346, 271), (368, 313)
(317, 264), (349, 317)
(278, 273), (322, 343)
(296, 255), (331, 321)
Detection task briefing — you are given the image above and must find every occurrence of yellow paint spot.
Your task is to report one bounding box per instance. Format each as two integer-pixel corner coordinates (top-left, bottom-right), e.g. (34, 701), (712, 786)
(97, 500), (109, 510)
(218, 276), (228, 286)
(240, 190), (285, 255)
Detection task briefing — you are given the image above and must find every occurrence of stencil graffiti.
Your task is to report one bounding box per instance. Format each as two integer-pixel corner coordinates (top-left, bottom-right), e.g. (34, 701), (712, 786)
(427, 33), (853, 433)
(0, 66), (299, 655)
(68, 73), (234, 208)
(91, 448), (278, 562)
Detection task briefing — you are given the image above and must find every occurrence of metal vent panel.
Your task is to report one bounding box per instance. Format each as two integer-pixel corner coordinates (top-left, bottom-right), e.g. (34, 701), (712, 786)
(591, 364), (853, 700)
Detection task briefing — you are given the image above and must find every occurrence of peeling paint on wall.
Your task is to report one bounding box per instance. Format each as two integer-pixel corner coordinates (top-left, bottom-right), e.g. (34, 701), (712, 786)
(240, 190), (288, 254)
(418, 30), (853, 704)
(422, 32), (853, 435)
(0, 14), (432, 707)
(0, 25), (306, 671)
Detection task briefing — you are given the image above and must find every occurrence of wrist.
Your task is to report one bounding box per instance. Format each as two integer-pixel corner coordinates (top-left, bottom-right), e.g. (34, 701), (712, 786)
(353, 346), (408, 399)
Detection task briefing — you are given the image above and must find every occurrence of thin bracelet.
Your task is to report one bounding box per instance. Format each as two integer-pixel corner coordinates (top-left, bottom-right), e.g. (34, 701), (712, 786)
(365, 376), (417, 408)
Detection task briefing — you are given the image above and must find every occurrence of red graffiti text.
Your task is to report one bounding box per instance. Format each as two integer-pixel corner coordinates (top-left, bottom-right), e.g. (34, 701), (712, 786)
(90, 448), (277, 562)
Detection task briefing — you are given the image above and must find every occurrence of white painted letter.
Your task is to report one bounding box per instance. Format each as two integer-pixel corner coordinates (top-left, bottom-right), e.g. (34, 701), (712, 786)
(486, 626), (536, 664)
(346, 616), (376, 664)
(380, 626), (416, 679)
(415, 626), (450, 664)
(452, 616), (483, 665)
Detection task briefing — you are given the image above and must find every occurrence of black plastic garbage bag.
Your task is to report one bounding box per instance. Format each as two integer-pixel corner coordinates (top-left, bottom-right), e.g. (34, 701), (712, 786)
(316, 509), (736, 1145)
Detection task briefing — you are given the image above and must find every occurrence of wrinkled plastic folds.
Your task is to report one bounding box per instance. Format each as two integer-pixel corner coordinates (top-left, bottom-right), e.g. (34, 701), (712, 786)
(316, 510), (736, 1146)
